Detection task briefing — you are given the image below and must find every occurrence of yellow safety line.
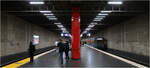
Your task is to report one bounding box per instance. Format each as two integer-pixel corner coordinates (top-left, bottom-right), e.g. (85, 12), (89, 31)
(2, 57), (38, 68)
(2, 49), (56, 68)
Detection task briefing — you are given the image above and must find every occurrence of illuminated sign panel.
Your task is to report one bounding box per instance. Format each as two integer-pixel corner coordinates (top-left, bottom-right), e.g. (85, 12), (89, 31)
(33, 35), (39, 45)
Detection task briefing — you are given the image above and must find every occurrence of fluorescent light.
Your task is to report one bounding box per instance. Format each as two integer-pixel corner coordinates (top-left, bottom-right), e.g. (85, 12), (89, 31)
(101, 10), (112, 13)
(57, 25), (63, 28)
(108, 2), (123, 5)
(29, 2), (44, 4)
(98, 13), (108, 16)
(93, 19), (102, 21)
(62, 30), (68, 33)
(40, 11), (51, 13)
(96, 16), (106, 18)
(43, 14), (54, 16)
(83, 31), (87, 33)
(48, 18), (57, 20)
(88, 25), (95, 28)
(54, 23), (61, 25)
(94, 18), (103, 20)
(91, 23), (98, 25)
(86, 28), (91, 30)
(61, 28), (66, 30)
(47, 16), (56, 18)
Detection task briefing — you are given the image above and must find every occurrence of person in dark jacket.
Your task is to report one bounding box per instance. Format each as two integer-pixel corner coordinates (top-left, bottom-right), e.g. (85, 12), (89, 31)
(65, 41), (70, 59)
(28, 41), (36, 62)
(57, 39), (65, 64)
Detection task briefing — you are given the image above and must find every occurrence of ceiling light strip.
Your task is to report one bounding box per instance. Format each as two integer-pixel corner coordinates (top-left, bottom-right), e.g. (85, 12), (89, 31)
(29, 2), (44, 4)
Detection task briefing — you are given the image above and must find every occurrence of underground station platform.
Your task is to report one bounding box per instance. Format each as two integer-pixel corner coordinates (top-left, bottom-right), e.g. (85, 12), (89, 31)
(1, 0), (149, 68)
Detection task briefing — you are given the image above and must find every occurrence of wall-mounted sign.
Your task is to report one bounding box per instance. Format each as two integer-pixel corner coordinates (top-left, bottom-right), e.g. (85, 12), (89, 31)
(33, 35), (39, 45)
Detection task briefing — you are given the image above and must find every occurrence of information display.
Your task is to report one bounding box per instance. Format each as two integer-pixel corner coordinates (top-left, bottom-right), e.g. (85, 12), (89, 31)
(33, 35), (39, 45)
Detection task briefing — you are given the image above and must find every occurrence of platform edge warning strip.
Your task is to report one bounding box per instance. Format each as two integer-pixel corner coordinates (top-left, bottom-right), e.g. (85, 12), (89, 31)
(2, 49), (56, 68)
(86, 45), (148, 68)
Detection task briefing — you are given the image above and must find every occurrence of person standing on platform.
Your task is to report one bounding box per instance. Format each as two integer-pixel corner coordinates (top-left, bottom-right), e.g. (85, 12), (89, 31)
(28, 41), (36, 62)
(57, 39), (65, 64)
(65, 41), (70, 60)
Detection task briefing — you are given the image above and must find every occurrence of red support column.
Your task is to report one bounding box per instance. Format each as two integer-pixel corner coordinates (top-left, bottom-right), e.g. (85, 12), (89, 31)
(72, 8), (80, 59)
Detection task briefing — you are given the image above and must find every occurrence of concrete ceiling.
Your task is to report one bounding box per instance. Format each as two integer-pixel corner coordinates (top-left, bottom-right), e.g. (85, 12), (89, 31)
(1, 1), (149, 35)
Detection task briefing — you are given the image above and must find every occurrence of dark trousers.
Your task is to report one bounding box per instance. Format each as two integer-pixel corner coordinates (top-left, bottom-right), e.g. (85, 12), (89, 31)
(29, 52), (34, 62)
(65, 50), (69, 59)
(59, 52), (63, 64)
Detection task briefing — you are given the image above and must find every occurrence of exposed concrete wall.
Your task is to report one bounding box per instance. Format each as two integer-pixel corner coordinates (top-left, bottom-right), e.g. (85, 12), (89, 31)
(95, 14), (149, 56)
(1, 13), (59, 57)
(0, 12), (1, 57)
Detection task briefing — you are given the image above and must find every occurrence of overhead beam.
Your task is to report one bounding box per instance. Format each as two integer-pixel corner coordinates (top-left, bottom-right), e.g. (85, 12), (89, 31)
(1, 0), (149, 1)
(7, 10), (146, 13)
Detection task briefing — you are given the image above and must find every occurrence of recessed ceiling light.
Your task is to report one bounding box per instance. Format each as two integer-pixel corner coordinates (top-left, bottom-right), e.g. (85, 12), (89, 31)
(108, 2), (123, 5)
(96, 16), (106, 18)
(29, 2), (44, 4)
(61, 28), (66, 30)
(83, 31), (87, 34)
(88, 25), (95, 28)
(54, 23), (61, 25)
(49, 18), (57, 20)
(57, 25), (63, 28)
(98, 13), (108, 16)
(94, 18), (103, 20)
(86, 28), (91, 31)
(101, 10), (112, 13)
(91, 23), (98, 25)
(43, 14), (54, 16)
(40, 11), (51, 13)
(47, 16), (56, 18)
(93, 19), (102, 21)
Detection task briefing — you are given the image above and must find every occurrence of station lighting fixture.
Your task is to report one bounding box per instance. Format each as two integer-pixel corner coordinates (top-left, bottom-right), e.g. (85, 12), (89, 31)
(96, 16), (106, 18)
(98, 13), (108, 16)
(83, 31), (87, 34)
(88, 25), (95, 28)
(65, 33), (70, 37)
(54, 23), (61, 25)
(91, 23), (98, 25)
(93, 19), (102, 21)
(87, 33), (91, 37)
(43, 14), (54, 16)
(62, 30), (68, 33)
(86, 28), (91, 31)
(47, 16), (56, 18)
(48, 18), (57, 20)
(94, 18), (103, 20)
(57, 25), (63, 28)
(29, 2), (44, 4)
(101, 10), (112, 13)
(61, 28), (66, 31)
(40, 11), (51, 13)
(108, 2), (123, 5)
(80, 34), (83, 37)
(61, 33), (64, 37)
